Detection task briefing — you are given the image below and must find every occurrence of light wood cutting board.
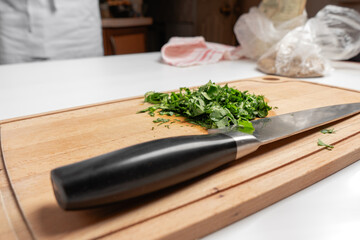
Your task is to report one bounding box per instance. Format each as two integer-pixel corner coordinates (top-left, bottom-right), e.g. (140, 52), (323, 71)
(1, 76), (360, 240)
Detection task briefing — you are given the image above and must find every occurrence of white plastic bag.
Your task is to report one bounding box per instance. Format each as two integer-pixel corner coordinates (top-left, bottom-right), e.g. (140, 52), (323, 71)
(309, 5), (360, 60)
(233, 7), (307, 60)
(257, 5), (360, 77)
(257, 23), (332, 77)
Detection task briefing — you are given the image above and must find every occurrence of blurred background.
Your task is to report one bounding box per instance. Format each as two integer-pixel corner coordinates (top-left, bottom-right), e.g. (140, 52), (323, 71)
(100, 0), (360, 57)
(0, 0), (359, 64)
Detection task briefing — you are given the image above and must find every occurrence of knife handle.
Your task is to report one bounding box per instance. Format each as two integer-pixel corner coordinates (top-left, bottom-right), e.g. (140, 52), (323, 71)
(51, 132), (260, 210)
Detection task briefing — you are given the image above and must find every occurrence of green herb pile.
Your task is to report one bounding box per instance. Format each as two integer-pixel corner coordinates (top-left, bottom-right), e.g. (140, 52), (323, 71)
(138, 81), (272, 131)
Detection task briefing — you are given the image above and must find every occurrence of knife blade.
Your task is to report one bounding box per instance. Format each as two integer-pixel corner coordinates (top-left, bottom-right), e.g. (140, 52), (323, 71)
(51, 103), (360, 210)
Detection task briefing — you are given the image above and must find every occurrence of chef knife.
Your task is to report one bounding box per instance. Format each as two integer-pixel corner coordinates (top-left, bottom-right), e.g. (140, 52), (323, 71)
(51, 103), (360, 210)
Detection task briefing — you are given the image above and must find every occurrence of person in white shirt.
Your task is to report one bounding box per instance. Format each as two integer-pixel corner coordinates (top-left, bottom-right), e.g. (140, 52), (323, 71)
(0, 0), (103, 64)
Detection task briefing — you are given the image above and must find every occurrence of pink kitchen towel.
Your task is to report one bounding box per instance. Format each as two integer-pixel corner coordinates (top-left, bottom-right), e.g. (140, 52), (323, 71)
(161, 36), (244, 67)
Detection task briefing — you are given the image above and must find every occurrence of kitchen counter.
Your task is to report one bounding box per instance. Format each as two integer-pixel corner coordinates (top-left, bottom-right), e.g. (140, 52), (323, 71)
(0, 52), (359, 239)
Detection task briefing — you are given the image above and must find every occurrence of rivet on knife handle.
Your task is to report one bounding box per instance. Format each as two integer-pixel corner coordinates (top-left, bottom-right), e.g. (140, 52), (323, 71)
(50, 132), (260, 210)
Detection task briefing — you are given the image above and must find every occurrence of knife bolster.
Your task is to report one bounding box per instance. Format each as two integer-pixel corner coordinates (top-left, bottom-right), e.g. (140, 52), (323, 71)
(224, 132), (261, 159)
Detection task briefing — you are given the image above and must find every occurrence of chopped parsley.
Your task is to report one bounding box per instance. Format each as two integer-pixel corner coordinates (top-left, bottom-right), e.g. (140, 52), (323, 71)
(317, 139), (334, 150)
(153, 118), (170, 126)
(138, 81), (272, 132)
(320, 128), (335, 134)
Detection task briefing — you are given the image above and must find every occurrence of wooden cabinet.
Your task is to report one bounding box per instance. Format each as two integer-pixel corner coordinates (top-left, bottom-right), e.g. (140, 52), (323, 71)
(143, 0), (261, 50)
(102, 17), (153, 55)
(306, 0), (360, 17)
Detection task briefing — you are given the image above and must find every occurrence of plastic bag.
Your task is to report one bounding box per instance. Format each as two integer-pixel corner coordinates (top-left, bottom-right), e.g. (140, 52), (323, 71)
(309, 5), (360, 60)
(233, 7), (307, 60)
(257, 5), (360, 78)
(257, 24), (332, 77)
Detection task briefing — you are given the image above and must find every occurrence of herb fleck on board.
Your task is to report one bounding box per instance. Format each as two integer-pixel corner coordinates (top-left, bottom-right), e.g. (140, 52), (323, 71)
(320, 128), (335, 134)
(317, 139), (334, 150)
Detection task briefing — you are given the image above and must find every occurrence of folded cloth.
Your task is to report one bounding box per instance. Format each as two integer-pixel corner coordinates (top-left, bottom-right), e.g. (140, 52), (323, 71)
(161, 36), (244, 67)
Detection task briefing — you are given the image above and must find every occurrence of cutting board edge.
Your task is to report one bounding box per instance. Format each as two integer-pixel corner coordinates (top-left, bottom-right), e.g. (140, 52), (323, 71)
(0, 129), (34, 240)
(1, 75), (358, 125)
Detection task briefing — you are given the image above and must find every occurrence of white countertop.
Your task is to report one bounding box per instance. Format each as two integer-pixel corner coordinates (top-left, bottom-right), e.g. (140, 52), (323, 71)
(0, 52), (359, 239)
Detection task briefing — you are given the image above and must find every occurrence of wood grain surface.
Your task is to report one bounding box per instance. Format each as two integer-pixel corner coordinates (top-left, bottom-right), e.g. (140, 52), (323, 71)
(0, 134), (33, 240)
(0, 76), (359, 240)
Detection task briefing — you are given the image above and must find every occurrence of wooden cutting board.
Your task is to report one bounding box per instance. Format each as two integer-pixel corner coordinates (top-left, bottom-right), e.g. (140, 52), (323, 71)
(1, 76), (360, 240)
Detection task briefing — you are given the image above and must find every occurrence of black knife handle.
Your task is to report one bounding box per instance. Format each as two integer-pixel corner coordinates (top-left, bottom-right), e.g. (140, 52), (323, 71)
(51, 132), (260, 210)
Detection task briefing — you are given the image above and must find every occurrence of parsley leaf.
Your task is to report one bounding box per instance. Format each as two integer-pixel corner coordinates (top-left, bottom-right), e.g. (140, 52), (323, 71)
(320, 128), (335, 134)
(317, 139), (334, 150)
(153, 118), (170, 126)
